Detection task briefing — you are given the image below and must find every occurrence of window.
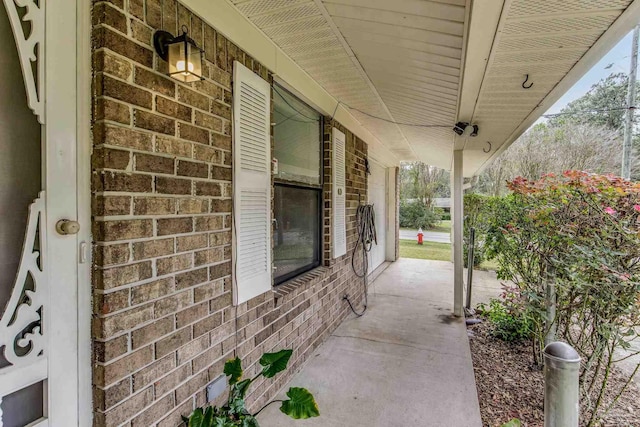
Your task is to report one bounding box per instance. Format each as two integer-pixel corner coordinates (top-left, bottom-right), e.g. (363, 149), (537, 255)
(272, 84), (322, 284)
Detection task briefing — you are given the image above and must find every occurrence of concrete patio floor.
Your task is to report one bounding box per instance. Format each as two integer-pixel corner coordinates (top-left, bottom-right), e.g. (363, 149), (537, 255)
(259, 258), (482, 427)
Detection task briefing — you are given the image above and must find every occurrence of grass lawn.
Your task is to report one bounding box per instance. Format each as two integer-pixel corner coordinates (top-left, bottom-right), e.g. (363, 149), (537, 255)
(428, 220), (451, 233)
(399, 238), (498, 271)
(400, 220), (451, 234)
(399, 239), (451, 261)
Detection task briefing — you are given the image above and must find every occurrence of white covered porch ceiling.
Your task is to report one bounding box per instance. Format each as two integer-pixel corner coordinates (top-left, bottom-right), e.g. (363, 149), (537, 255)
(227, 0), (640, 176)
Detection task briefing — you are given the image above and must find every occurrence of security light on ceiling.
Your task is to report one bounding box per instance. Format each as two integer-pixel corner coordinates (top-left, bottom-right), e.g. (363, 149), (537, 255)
(154, 26), (204, 83)
(452, 122), (479, 137)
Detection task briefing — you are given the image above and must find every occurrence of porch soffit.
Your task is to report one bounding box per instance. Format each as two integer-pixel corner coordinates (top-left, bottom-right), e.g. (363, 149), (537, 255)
(226, 0), (639, 176)
(462, 0), (636, 176)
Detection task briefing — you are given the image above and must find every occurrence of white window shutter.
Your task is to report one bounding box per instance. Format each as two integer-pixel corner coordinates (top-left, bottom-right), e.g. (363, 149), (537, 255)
(232, 61), (272, 305)
(333, 128), (347, 258)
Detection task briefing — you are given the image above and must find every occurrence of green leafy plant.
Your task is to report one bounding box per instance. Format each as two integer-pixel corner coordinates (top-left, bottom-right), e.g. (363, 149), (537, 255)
(399, 199), (443, 229)
(478, 296), (532, 343)
(463, 193), (497, 267)
(184, 349), (319, 427)
(500, 419), (522, 427)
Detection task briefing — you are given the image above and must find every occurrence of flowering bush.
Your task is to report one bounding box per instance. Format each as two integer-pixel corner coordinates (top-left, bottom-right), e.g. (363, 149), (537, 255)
(485, 171), (640, 426)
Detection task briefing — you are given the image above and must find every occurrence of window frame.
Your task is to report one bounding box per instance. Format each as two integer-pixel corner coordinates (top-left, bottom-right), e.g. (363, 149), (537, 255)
(272, 83), (324, 285)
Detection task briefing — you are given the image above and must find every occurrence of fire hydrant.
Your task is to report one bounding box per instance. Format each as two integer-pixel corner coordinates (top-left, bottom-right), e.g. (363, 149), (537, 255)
(417, 228), (424, 245)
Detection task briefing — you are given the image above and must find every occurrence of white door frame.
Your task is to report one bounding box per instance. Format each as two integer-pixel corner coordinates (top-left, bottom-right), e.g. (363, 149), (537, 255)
(47, 0), (92, 423)
(367, 159), (387, 271)
(0, 0), (91, 425)
(76, 0), (94, 424)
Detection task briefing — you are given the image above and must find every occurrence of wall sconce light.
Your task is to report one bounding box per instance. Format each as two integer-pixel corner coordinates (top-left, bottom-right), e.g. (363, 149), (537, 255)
(153, 26), (204, 83)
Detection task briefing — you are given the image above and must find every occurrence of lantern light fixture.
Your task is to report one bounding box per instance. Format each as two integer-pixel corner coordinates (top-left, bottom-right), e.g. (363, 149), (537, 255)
(153, 26), (204, 83)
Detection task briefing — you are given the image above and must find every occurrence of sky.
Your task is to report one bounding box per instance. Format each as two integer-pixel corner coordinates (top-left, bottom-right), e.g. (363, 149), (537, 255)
(544, 31), (635, 116)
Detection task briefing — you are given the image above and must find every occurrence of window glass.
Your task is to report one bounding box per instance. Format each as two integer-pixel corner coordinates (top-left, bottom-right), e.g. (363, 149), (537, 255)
(274, 186), (321, 284)
(273, 86), (321, 185)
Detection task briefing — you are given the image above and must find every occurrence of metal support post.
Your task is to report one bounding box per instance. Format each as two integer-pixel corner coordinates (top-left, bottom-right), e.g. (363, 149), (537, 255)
(544, 342), (580, 427)
(622, 25), (639, 180)
(545, 264), (556, 346)
(465, 227), (475, 310)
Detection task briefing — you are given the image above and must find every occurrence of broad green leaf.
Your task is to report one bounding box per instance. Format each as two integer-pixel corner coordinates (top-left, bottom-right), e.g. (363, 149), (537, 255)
(259, 349), (293, 378)
(212, 417), (236, 427)
(241, 415), (260, 427)
(229, 397), (245, 415)
(224, 357), (243, 385)
(501, 420), (522, 427)
(203, 407), (214, 426)
(280, 387), (320, 419)
(188, 408), (205, 427)
(231, 378), (252, 400)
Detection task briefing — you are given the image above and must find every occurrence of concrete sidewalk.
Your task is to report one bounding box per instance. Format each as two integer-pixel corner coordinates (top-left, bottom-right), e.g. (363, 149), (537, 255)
(259, 259), (482, 427)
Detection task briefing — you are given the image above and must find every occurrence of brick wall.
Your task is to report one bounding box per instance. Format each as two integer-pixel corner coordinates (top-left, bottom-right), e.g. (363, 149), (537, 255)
(91, 1), (368, 426)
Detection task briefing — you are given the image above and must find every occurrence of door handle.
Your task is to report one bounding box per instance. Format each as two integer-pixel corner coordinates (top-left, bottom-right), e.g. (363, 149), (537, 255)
(56, 219), (81, 235)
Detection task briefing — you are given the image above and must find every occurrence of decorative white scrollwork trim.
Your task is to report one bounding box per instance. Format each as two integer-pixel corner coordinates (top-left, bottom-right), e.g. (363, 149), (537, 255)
(2, 0), (45, 123)
(0, 192), (46, 368)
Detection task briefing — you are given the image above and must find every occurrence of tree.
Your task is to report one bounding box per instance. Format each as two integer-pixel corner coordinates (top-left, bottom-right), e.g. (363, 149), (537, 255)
(473, 121), (624, 194)
(548, 72), (634, 130)
(399, 162), (450, 205)
(474, 72), (640, 192)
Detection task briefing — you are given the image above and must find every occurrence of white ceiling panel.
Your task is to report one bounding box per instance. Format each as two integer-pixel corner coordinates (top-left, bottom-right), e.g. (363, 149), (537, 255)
(467, 0), (634, 176)
(228, 0), (639, 175)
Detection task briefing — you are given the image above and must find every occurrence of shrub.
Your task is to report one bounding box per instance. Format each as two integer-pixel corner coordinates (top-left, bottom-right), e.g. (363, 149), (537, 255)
(463, 194), (495, 267)
(485, 171), (640, 426)
(399, 200), (442, 229)
(478, 285), (533, 342)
